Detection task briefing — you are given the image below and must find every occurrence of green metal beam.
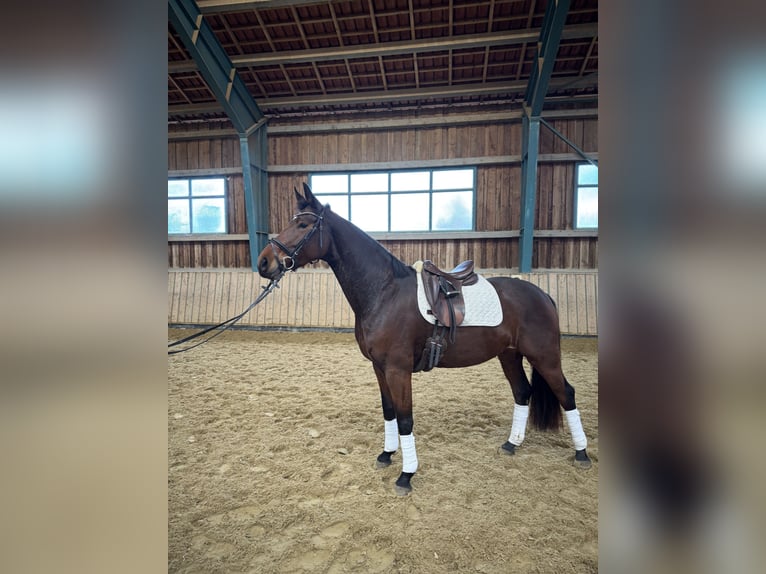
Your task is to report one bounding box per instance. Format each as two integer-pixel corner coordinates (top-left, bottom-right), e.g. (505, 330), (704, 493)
(525, 0), (572, 117)
(169, 0), (269, 270)
(518, 0), (570, 272)
(168, 0), (263, 133)
(539, 117), (598, 167)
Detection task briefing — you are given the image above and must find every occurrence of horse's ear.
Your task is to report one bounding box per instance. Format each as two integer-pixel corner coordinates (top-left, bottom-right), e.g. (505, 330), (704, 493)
(302, 182), (320, 208)
(293, 186), (305, 206)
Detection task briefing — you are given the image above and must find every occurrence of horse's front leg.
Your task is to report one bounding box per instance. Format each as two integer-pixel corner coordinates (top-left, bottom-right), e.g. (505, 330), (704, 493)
(373, 364), (399, 469)
(385, 364), (418, 496)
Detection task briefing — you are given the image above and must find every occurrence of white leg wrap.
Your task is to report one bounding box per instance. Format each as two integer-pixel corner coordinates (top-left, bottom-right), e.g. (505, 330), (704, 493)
(508, 403), (530, 446)
(399, 434), (418, 473)
(384, 419), (399, 452)
(564, 408), (588, 451)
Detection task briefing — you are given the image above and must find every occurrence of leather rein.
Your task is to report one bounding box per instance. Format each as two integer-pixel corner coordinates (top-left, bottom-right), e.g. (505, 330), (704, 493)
(167, 276), (283, 355)
(168, 207), (325, 355)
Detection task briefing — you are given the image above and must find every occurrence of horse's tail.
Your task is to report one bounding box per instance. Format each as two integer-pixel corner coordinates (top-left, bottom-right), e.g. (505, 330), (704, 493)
(529, 368), (562, 431)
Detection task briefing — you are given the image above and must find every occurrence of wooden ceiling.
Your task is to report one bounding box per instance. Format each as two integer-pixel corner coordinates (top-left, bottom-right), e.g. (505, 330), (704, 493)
(168, 0), (598, 121)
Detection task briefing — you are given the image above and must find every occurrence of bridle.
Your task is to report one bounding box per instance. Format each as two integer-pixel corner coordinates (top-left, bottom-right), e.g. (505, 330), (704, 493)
(268, 206), (325, 272)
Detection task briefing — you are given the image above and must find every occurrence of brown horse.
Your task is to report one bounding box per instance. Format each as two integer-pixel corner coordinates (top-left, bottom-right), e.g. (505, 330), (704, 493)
(258, 183), (592, 495)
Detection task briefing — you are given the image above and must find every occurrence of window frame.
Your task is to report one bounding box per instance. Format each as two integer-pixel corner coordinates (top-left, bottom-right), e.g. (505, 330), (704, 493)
(309, 167), (477, 233)
(168, 176), (228, 235)
(573, 163), (598, 230)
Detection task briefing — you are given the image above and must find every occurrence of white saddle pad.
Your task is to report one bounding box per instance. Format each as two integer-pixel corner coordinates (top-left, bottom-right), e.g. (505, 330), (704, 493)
(413, 261), (503, 327)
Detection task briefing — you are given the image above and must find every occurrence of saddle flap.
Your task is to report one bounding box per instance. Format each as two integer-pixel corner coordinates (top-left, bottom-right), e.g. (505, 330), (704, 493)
(432, 294), (465, 328)
(421, 260), (474, 328)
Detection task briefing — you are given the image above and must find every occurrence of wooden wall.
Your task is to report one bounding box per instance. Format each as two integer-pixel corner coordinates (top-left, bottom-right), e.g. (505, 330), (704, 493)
(168, 268), (598, 336)
(168, 113), (598, 270)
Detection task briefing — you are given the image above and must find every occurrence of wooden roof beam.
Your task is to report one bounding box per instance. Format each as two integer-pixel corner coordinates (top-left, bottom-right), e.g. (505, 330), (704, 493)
(168, 74), (596, 115)
(579, 35), (598, 76)
(197, 0), (334, 12)
(169, 24), (598, 73)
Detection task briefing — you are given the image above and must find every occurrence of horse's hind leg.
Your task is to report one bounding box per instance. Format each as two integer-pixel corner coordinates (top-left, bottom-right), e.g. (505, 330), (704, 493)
(530, 359), (592, 468)
(497, 349), (532, 455)
(561, 377), (591, 468)
(373, 364), (399, 468)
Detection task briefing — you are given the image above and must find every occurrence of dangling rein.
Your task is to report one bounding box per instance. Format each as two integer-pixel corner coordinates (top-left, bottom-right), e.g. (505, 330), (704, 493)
(167, 273), (284, 355)
(169, 208), (324, 355)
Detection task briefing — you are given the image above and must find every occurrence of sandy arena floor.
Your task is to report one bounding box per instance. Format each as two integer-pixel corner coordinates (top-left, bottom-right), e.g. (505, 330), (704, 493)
(168, 329), (598, 573)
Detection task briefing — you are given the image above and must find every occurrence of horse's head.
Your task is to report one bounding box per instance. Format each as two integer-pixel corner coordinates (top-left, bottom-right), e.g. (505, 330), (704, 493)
(257, 182), (329, 279)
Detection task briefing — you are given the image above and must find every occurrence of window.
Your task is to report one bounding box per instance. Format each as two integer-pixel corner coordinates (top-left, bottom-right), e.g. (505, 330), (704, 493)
(168, 177), (227, 234)
(574, 163), (598, 229)
(310, 168), (475, 232)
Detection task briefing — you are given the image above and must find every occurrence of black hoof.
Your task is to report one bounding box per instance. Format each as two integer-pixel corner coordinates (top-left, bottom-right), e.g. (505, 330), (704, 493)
(376, 450), (396, 469)
(574, 448), (592, 469)
(394, 472), (414, 496)
(500, 441), (516, 455)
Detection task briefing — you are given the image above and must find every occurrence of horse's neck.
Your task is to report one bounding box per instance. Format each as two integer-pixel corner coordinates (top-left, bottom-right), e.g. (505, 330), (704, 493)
(323, 214), (407, 316)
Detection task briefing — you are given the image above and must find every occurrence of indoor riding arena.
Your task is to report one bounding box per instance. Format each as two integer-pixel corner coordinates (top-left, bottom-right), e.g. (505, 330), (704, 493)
(168, 1), (598, 572)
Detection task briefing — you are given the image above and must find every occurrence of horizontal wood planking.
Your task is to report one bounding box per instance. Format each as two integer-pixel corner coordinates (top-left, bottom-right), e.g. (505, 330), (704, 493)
(167, 121), (597, 172)
(168, 118), (598, 270)
(168, 269), (598, 336)
(168, 240), (251, 268)
(167, 109), (598, 140)
(167, 237), (596, 269)
(264, 119), (596, 166)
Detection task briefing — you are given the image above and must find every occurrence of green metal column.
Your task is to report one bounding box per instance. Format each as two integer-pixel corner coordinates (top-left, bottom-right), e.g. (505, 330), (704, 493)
(240, 123), (269, 267)
(517, 0), (570, 272)
(519, 113), (540, 272)
(169, 0), (269, 270)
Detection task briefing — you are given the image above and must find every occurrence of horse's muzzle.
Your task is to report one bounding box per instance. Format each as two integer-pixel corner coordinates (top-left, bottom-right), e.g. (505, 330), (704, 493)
(257, 252), (281, 279)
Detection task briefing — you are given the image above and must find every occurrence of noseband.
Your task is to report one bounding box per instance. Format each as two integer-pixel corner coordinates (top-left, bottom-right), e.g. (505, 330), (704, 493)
(269, 207), (325, 271)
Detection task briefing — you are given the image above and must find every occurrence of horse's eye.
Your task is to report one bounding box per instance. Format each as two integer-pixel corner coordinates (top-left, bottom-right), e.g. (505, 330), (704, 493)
(298, 222), (309, 229)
